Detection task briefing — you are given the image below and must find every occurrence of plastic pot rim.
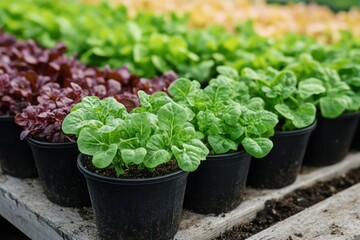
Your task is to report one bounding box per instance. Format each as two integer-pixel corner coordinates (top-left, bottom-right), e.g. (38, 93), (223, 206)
(26, 137), (78, 149)
(206, 149), (249, 160)
(77, 153), (188, 185)
(319, 111), (360, 120)
(0, 115), (14, 122)
(274, 119), (317, 137)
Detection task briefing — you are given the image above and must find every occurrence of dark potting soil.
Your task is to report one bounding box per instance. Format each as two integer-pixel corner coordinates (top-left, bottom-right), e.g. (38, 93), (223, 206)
(215, 166), (360, 240)
(82, 156), (180, 179)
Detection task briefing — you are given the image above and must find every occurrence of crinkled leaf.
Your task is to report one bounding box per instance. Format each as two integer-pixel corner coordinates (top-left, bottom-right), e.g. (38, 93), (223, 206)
(202, 79), (231, 106)
(223, 103), (242, 125)
(208, 134), (238, 154)
(92, 144), (118, 169)
(298, 78), (326, 99)
(144, 149), (171, 169)
(172, 139), (209, 172)
(320, 95), (352, 118)
(241, 137), (273, 158)
(118, 138), (140, 150)
(223, 123), (245, 140)
(77, 128), (108, 155)
(292, 103), (316, 128)
(168, 78), (200, 107)
(71, 96), (101, 112)
(144, 134), (171, 168)
(246, 97), (265, 111)
(275, 104), (295, 120)
(101, 97), (127, 120)
(126, 112), (154, 143)
(216, 66), (239, 79)
(242, 68), (262, 80)
(120, 148), (147, 165)
(196, 110), (222, 135)
(62, 109), (100, 135)
(157, 102), (189, 130)
(137, 90), (173, 113)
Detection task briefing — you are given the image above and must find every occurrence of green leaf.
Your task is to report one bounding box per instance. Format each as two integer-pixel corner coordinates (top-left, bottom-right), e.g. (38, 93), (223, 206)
(223, 123), (245, 140)
(126, 112), (153, 143)
(144, 134), (171, 168)
(71, 96), (101, 112)
(168, 78), (201, 107)
(172, 139), (209, 172)
(246, 97), (265, 111)
(101, 97), (127, 119)
(120, 148), (147, 165)
(223, 103), (242, 125)
(144, 149), (171, 169)
(275, 104), (295, 120)
(208, 134), (238, 154)
(241, 137), (273, 158)
(137, 90), (172, 113)
(292, 103), (316, 128)
(298, 78), (326, 99)
(127, 21), (142, 41)
(62, 109), (98, 135)
(151, 55), (170, 73)
(92, 144), (118, 169)
(320, 95), (352, 118)
(77, 128), (108, 155)
(242, 68), (262, 80)
(216, 66), (239, 79)
(196, 110), (222, 135)
(157, 102), (189, 131)
(202, 79), (231, 106)
(133, 43), (148, 63)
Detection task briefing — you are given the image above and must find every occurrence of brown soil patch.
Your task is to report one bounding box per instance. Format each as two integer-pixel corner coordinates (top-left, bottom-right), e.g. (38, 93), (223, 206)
(215, 166), (360, 240)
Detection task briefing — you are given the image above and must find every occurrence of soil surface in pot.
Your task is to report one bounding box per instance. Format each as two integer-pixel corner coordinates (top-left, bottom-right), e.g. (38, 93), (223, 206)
(82, 156), (180, 178)
(215, 166), (360, 240)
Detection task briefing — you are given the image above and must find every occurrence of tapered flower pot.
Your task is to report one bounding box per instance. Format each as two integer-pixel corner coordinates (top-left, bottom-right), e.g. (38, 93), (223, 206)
(351, 124), (360, 151)
(78, 154), (188, 240)
(183, 150), (251, 214)
(0, 116), (37, 178)
(303, 112), (360, 166)
(247, 121), (317, 189)
(27, 138), (91, 207)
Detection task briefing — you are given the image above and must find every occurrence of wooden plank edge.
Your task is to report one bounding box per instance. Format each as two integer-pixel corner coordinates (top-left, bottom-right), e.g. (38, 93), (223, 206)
(0, 186), (66, 240)
(247, 183), (360, 239)
(174, 152), (360, 240)
(0, 175), (97, 240)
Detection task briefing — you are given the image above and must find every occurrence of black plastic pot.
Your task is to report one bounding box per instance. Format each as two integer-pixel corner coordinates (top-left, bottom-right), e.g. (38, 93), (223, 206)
(303, 111), (360, 166)
(351, 123), (360, 151)
(183, 150), (251, 214)
(247, 121), (317, 189)
(77, 154), (188, 240)
(27, 138), (91, 207)
(0, 116), (37, 178)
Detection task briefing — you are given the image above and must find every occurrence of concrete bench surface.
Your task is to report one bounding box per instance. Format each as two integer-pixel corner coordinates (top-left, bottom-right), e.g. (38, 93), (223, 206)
(0, 153), (360, 240)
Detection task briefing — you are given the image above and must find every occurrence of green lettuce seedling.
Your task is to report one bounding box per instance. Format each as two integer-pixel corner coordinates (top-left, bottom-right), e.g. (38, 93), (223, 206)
(241, 67), (317, 131)
(168, 67), (278, 158)
(286, 54), (360, 118)
(62, 94), (209, 176)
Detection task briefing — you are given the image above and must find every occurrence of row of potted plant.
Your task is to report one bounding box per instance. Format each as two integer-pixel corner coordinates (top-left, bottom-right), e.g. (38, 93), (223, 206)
(1, 0), (359, 82)
(0, 31), (177, 208)
(1, 29), (360, 238)
(57, 64), (359, 239)
(1, 29), (360, 240)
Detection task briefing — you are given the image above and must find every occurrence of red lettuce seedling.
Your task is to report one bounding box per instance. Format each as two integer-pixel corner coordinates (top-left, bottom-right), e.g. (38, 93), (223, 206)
(0, 32), (178, 142)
